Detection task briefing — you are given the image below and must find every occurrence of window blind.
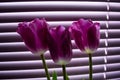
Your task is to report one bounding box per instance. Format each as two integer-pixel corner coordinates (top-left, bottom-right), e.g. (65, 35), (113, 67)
(0, 0), (120, 80)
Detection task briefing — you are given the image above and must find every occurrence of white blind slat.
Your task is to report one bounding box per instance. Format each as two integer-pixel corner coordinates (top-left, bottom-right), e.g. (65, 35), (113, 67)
(0, 11), (107, 23)
(0, 57), (105, 70)
(0, 65), (105, 75)
(106, 71), (120, 79)
(0, 21), (107, 32)
(0, 2), (107, 12)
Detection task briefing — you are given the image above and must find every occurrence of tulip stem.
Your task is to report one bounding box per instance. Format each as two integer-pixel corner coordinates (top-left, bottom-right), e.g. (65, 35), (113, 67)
(88, 54), (93, 80)
(62, 65), (67, 80)
(41, 54), (50, 80)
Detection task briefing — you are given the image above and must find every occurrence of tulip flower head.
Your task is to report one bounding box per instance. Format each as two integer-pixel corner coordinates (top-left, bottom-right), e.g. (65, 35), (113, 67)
(48, 26), (72, 65)
(70, 19), (100, 54)
(17, 18), (49, 55)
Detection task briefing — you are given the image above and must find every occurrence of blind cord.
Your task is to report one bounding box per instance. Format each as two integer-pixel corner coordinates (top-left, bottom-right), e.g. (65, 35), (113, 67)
(104, 0), (110, 80)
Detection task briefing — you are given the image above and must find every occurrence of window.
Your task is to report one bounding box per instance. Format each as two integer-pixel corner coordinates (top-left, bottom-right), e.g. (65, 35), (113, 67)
(0, 0), (120, 80)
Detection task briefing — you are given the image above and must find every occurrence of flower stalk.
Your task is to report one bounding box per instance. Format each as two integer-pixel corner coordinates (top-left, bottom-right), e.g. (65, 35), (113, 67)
(88, 54), (92, 80)
(41, 54), (50, 80)
(62, 65), (67, 80)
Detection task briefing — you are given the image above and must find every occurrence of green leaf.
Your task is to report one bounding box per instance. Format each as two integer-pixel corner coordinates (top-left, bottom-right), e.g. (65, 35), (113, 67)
(66, 73), (69, 80)
(52, 71), (57, 80)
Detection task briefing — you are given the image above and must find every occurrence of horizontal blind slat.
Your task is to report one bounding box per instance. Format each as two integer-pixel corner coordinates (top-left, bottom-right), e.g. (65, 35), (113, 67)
(0, 1), (107, 12)
(109, 12), (120, 20)
(0, 48), (105, 61)
(0, 73), (104, 80)
(0, 0), (107, 2)
(110, 0), (120, 2)
(0, 57), (105, 70)
(0, 47), (119, 61)
(107, 63), (120, 72)
(0, 21), (107, 32)
(0, 65), (105, 79)
(0, 11), (107, 22)
(110, 3), (120, 11)
(1, 39), (120, 52)
(0, 31), (105, 42)
(109, 21), (120, 29)
(106, 71), (120, 79)
(107, 47), (120, 55)
(7, 73), (104, 80)
(107, 55), (120, 64)
(1, 30), (120, 42)
(0, 40), (105, 52)
(1, 21), (120, 32)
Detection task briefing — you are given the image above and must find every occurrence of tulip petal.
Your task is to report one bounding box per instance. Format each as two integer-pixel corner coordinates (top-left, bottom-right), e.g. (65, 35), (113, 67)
(72, 19), (93, 48)
(49, 26), (65, 44)
(77, 19), (92, 33)
(71, 27), (85, 51)
(87, 23), (100, 50)
(47, 29), (60, 63)
(29, 18), (48, 50)
(51, 26), (66, 62)
(61, 29), (72, 62)
(17, 22), (37, 52)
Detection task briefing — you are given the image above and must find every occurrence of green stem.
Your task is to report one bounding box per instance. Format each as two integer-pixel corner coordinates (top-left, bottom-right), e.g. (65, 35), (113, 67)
(62, 65), (67, 80)
(41, 54), (50, 80)
(89, 54), (93, 80)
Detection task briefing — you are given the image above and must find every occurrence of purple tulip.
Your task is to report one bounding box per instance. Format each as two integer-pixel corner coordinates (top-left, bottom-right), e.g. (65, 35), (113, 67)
(17, 18), (49, 54)
(47, 26), (72, 65)
(70, 19), (100, 54)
